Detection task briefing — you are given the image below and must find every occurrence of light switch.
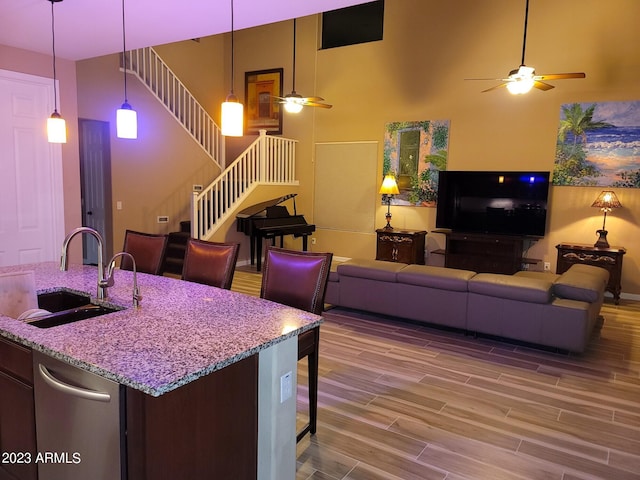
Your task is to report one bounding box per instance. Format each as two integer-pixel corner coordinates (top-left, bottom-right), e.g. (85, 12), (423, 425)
(116, 201), (122, 210)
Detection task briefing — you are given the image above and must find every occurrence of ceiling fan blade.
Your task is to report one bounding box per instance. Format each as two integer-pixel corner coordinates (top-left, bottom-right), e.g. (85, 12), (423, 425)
(301, 96), (325, 102)
(465, 77), (507, 81)
(304, 101), (333, 109)
(481, 83), (508, 93)
(535, 72), (586, 80)
(533, 81), (554, 91)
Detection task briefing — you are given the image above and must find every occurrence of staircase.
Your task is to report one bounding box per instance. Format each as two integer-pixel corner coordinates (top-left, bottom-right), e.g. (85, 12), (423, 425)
(162, 221), (191, 276)
(125, 48), (299, 248)
(191, 130), (298, 240)
(123, 47), (224, 170)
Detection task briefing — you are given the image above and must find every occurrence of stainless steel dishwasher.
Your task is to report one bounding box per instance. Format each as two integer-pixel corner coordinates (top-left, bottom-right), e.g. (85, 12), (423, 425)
(32, 351), (125, 480)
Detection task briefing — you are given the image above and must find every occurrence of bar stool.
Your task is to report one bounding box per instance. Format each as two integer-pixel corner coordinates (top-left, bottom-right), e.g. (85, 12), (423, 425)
(260, 246), (333, 442)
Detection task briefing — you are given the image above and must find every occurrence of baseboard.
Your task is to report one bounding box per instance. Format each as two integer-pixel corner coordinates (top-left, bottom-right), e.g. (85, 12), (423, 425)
(615, 292), (640, 302)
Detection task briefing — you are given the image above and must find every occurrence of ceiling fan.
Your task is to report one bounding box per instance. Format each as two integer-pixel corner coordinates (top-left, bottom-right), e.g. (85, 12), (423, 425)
(466, 0), (585, 94)
(275, 19), (332, 112)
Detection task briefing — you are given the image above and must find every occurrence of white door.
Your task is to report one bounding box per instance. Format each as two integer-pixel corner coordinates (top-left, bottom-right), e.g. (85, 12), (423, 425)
(0, 69), (65, 266)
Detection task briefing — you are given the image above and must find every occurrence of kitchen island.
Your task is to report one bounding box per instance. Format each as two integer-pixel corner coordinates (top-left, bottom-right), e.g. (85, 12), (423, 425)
(0, 262), (321, 480)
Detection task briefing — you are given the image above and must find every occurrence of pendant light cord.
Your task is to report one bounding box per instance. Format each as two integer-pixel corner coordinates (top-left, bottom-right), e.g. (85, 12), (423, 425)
(122, 0), (129, 103)
(230, 0), (235, 95)
(50, 0), (58, 113)
(520, 0), (529, 66)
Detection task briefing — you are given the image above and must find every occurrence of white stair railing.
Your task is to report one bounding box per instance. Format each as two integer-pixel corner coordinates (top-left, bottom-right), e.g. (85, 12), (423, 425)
(123, 47), (224, 169)
(191, 130), (298, 240)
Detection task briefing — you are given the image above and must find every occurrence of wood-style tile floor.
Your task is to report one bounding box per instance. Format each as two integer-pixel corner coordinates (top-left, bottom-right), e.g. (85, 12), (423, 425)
(231, 269), (640, 480)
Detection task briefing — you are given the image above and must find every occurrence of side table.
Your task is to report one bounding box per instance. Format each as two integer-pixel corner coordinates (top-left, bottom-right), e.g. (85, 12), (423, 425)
(556, 243), (626, 304)
(376, 229), (426, 264)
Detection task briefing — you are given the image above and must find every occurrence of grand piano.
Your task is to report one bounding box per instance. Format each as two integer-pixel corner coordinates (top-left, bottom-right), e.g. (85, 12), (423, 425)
(236, 194), (316, 271)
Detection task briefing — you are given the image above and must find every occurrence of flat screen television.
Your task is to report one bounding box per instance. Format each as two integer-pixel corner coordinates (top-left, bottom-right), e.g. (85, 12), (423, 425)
(435, 171), (551, 237)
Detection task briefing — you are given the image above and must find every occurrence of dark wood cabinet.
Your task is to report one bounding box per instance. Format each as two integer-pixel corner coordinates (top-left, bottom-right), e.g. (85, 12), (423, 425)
(443, 232), (525, 274)
(126, 354), (258, 480)
(376, 229), (426, 264)
(556, 243), (626, 304)
(0, 337), (37, 480)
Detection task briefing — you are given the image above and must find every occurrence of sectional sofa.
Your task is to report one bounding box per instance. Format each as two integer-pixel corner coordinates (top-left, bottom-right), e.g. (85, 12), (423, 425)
(325, 259), (609, 353)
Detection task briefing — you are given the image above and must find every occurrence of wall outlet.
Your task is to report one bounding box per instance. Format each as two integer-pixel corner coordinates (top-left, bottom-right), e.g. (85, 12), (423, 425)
(280, 371), (292, 403)
(544, 262), (551, 271)
(311, 237), (317, 245)
(157, 215), (169, 223)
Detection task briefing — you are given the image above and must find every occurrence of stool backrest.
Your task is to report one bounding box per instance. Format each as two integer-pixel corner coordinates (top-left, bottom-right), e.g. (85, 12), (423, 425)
(181, 239), (240, 290)
(260, 246), (333, 315)
(121, 230), (168, 275)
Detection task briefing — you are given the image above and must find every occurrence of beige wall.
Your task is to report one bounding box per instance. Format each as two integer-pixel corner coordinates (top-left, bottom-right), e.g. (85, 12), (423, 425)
(0, 44), (83, 263)
(30, 0), (640, 296)
(75, 51), (220, 249)
(284, 0), (640, 295)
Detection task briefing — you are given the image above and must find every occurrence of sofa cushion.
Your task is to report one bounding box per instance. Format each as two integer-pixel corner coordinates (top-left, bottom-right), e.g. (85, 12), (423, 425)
(554, 265), (609, 303)
(514, 271), (561, 282)
(468, 273), (553, 304)
(397, 265), (475, 292)
(337, 259), (407, 282)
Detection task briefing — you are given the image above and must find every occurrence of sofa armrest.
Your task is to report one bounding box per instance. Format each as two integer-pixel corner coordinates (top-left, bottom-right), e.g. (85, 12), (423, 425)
(554, 264), (609, 303)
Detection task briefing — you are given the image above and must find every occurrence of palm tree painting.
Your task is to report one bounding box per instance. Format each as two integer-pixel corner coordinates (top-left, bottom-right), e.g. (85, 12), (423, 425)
(383, 120), (450, 206)
(553, 101), (640, 187)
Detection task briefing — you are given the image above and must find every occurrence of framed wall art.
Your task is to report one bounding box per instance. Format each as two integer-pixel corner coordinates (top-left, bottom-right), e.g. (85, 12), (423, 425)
(383, 119), (450, 206)
(244, 68), (283, 135)
(553, 101), (640, 187)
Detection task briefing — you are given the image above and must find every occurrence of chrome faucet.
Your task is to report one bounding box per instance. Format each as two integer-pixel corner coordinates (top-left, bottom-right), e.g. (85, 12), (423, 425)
(60, 227), (109, 300)
(107, 252), (142, 308)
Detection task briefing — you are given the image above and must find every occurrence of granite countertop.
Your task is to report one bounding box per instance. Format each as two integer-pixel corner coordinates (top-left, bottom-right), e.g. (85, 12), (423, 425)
(0, 262), (322, 396)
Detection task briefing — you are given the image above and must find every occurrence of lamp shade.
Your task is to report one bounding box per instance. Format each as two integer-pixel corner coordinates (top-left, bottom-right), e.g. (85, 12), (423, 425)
(379, 174), (400, 195)
(47, 112), (67, 143)
(117, 103), (138, 139)
(221, 95), (243, 136)
(591, 190), (622, 211)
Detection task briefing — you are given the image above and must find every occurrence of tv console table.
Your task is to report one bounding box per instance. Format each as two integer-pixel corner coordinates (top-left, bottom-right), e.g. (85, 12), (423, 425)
(432, 230), (538, 275)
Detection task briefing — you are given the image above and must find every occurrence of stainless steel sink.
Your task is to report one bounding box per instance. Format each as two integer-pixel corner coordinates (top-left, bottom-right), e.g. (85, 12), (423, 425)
(27, 290), (122, 329)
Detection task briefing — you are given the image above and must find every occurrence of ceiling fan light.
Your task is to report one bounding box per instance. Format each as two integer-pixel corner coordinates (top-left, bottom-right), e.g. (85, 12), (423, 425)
(284, 98), (303, 113)
(507, 78), (534, 95)
(517, 65), (535, 77)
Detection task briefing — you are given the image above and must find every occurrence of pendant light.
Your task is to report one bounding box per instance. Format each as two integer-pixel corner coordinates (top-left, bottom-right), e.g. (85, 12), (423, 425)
(116, 0), (137, 139)
(47, 0), (66, 144)
(221, 0), (243, 136)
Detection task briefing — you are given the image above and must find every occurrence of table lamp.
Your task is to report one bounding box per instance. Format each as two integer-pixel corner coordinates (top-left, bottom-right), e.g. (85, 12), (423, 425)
(379, 174), (400, 230)
(591, 190), (621, 248)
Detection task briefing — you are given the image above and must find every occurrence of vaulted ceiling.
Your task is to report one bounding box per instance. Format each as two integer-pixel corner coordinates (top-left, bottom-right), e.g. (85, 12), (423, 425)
(0, 0), (370, 61)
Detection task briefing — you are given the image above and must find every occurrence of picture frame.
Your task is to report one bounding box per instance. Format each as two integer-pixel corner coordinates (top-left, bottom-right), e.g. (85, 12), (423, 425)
(244, 68), (284, 135)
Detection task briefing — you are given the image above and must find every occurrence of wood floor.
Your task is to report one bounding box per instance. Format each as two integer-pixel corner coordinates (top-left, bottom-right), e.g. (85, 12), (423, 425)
(231, 269), (640, 480)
